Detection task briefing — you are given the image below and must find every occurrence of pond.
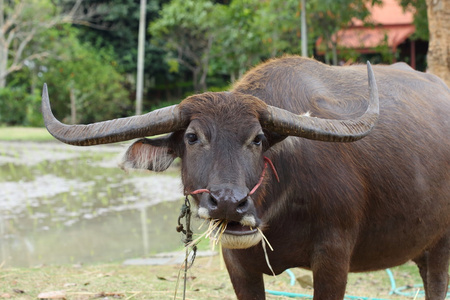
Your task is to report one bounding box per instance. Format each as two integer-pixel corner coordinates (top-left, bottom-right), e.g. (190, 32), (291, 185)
(0, 141), (188, 267)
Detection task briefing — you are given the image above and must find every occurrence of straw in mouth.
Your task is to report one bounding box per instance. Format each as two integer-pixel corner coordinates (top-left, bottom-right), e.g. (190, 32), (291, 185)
(188, 219), (275, 275)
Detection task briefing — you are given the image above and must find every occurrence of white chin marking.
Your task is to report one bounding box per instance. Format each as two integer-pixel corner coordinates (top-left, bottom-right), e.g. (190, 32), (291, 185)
(197, 207), (210, 219)
(220, 231), (263, 249)
(240, 214), (256, 227)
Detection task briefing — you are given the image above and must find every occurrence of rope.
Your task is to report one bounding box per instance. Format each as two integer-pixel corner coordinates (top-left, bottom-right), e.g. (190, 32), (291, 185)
(175, 196), (196, 300)
(385, 269), (450, 298)
(266, 268), (450, 299)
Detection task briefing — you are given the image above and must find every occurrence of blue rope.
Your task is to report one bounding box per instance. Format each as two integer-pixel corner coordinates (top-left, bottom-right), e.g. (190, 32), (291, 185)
(266, 268), (450, 299)
(285, 269), (296, 286)
(385, 268), (450, 298)
(266, 290), (313, 299)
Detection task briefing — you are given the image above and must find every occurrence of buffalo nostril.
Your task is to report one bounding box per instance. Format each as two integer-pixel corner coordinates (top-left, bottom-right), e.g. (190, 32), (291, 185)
(208, 195), (218, 208)
(238, 199), (248, 208)
(237, 198), (249, 212)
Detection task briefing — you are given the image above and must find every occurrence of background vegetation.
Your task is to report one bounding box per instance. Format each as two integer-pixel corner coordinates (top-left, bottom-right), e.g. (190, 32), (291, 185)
(0, 0), (427, 126)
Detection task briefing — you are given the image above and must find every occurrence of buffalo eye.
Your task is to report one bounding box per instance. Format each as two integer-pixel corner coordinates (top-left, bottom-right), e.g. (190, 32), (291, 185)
(185, 133), (199, 145)
(252, 134), (264, 146)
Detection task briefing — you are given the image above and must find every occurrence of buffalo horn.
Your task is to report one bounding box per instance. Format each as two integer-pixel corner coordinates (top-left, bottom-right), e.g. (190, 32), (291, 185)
(41, 84), (187, 146)
(261, 61), (379, 142)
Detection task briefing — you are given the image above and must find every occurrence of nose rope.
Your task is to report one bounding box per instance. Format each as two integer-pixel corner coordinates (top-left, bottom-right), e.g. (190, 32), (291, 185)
(249, 156), (279, 195)
(264, 156), (280, 183)
(188, 156), (279, 196)
(190, 189), (210, 195)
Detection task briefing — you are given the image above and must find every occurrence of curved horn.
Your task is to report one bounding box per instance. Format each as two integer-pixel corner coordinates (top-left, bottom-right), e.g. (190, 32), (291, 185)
(261, 61), (379, 142)
(41, 84), (187, 146)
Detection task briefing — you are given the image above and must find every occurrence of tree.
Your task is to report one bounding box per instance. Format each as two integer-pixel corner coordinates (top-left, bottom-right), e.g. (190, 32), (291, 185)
(42, 27), (129, 124)
(210, 0), (263, 82)
(0, 0), (105, 88)
(254, 0), (302, 58)
(211, 0), (302, 83)
(301, 0), (308, 57)
(425, 0), (449, 86)
(150, 0), (218, 92)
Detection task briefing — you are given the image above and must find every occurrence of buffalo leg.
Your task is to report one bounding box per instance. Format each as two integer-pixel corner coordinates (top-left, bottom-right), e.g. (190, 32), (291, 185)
(415, 231), (450, 300)
(311, 262), (349, 300)
(413, 253), (429, 293)
(311, 238), (352, 300)
(222, 248), (265, 300)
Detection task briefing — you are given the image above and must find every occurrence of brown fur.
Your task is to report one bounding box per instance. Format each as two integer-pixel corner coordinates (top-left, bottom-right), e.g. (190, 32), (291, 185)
(178, 92), (268, 128)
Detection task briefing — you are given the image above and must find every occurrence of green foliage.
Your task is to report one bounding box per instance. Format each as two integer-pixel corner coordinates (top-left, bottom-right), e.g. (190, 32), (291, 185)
(151, 0), (216, 38)
(0, 86), (41, 126)
(210, 0), (263, 80)
(399, 0), (428, 40)
(150, 0), (218, 91)
(254, 0), (302, 57)
(72, 0), (167, 75)
(54, 0), (174, 110)
(167, 58), (180, 73)
(0, 0), (59, 87)
(152, 0), (303, 86)
(42, 27), (130, 123)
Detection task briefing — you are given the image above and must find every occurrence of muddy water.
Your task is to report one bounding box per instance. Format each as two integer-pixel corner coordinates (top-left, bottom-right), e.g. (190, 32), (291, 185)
(0, 141), (187, 267)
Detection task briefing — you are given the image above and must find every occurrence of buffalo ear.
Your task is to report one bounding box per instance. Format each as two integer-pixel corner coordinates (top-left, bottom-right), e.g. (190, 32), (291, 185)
(120, 133), (183, 172)
(263, 129), (287, 150)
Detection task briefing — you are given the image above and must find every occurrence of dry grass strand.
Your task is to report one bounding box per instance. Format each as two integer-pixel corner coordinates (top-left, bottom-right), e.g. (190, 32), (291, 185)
(261, 238), (276, 276)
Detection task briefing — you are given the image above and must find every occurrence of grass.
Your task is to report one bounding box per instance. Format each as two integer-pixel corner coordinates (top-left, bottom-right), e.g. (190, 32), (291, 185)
(0, 127), (170, 143)
(0, 127), (54, 142)
(0, 254), (430, 300)
(0, 256), (232, 300)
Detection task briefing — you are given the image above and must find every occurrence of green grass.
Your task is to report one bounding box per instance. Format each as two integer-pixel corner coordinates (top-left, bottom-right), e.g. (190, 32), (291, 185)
(0, 127), (171, 143)
(0, 257), (235, 300)
(0, 256), (430, 300)
(0, 127), (54, 142)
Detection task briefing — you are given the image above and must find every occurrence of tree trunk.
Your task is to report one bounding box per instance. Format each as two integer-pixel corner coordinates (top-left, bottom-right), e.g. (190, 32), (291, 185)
(426, 0), (450, 87)
(199, 36), (213, 92)
(301, 0), (308, 57)
(0, 46), (7, 88)
(193, 69), (199, 92)
(332, 41), (338, 66)
(0, 45), (9, 88)
(325, 52), (330, 65)
(135, 0), (146, 116)
(0, 0), (4, 88)
(199, 62), (208, 92)
(70, 85), (77, 124)
(230, 72), (236, 83)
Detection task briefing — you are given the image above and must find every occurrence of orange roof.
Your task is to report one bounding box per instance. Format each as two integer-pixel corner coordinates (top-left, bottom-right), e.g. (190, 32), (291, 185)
(316, 0), (416, 54)
(353, 0), (414, 26)
(335, 25), (416, 52)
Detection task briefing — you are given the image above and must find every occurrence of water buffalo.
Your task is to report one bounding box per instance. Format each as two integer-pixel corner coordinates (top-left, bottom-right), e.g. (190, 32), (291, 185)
(42, 56), (450, 300)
